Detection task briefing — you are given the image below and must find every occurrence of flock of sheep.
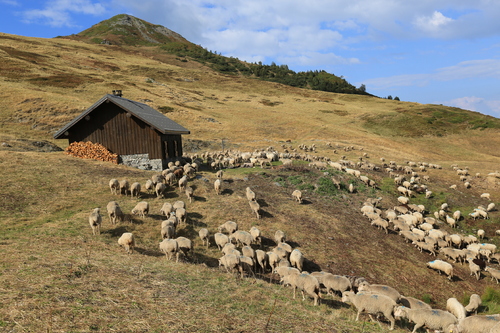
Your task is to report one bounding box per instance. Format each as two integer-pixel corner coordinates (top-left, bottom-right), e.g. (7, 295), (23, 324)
(85, 144), (500, 332)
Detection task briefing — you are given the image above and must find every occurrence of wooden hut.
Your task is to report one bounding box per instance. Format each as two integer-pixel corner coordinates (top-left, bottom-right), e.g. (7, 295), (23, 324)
(53, 91), (190, 170)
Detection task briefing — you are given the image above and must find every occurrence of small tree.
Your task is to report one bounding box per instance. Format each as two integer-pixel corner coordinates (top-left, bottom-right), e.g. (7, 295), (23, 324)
(394, 96), (400, 101)
(387, 95), (393, 100)
(358, 84), (366, 93)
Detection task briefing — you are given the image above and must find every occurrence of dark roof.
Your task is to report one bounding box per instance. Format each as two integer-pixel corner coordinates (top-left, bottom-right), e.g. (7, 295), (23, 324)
(53, 94), (190, 139)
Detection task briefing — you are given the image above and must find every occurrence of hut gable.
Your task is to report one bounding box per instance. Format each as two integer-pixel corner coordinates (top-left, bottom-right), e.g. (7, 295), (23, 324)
(54, 93), (189, 170)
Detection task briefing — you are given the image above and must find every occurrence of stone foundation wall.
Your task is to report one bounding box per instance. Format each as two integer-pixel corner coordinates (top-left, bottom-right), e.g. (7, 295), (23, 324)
(119, 154), (164, 171)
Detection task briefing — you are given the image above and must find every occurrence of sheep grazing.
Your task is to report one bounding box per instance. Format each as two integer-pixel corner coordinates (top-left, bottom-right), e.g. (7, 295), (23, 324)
(464, 294), (482, 315)
(216, 169), (224, 179)
(218, 220), (238, 235)
(394, 306), (457, 333)
(487, 202), (496, 212)
(160, 202), (173, 218)
(467, 258), (482, 280)
(117, 232), (135, 254)
(178, 175), (188, 192)
(341, 291), (397, 330)
(274, 230), (286, 244)
(161, 224), (175, 239)
(88, 208), (102, 236)
(155, 182), (167, 198)
(446, 297), (467, 320)
(449, 315), (500, 333)
(358, 283), (401, 303)
(106, 201), (124, 225)
(399, 296), (431, 310)
(249, 200), (261, 219)
(481, 192), (491, 200)
(478, 229), (485, 240)
(219, 253), (243, 278)
(130, 182), (141, 198)
(485, 266), (500, 283)
(292, 190), (303, 204)
(348, 183), (355, 193)
(119, 179), (130, 196)
(159, 238), (179, 262)
(214, 233), (229, 250)
(230, 230), (253, 247)
(289, 249), (304, 272)
(173, 200), (185, 210)
(175, 236), (193, 260)
(282, 273), (321, 306)
(249, 226), (262, 246)
(322, 274), (352, 297)
(427, 260), (454, 280)
(198, 228), (209, 247)
(214, 179), (221, 195)
(246, 187), (256, 201)
(255, 250), (268, 274)
(109, 178), (120, 195)
(144, 179), (154, 194)
(131, 201), (149, 218)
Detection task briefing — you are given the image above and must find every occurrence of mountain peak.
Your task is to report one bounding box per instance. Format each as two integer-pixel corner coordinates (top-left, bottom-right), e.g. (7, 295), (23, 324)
(72, 14), (190, 46)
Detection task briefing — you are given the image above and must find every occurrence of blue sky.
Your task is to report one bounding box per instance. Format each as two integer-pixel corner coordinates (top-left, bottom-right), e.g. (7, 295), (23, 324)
(1, 0), (500, 118)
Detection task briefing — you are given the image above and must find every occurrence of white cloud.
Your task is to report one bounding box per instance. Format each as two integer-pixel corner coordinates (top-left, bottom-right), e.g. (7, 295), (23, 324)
(413, 11), (453, 35)
(22, 0), (107, 27)
(1, 0), (20, 5)
(444, 96), (500, 118)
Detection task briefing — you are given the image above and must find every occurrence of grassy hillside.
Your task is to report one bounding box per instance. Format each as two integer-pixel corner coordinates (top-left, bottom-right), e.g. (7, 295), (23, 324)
(1, 30), (500, 332)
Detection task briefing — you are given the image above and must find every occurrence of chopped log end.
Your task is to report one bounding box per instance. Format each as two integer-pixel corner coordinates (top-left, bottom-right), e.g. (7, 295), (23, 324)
(65, 141), (118, 164)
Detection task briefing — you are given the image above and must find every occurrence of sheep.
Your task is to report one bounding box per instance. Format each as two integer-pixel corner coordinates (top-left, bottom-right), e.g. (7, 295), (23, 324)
(241, 246), (255, 260)
(159, 239), (179, 261)
(106, 201), (123, 225)
(453, 210), (462, 221)
(292, 190), (303, 204)
(371, 218), (389, 234)
(427, 260), (454, 280)
(155, 182), (167, 198)
(348, 183), (355, 193)
(480, 243), (497, 254)
(449, 315), (500, 333)
(267, 251), (280, 273)
(464, 294), (482, 315)
(487, 203), (496, 212)
(175, 236), (193, 260)
(249, 199), (261, 219)
(397, 196), (409, 205)
(214, 179), (221, 195)
(218, 253), (243, 278)
(274, 230), (286, 244)
(289, 249), (304, 271)
(412, 241), (437, 256)
(109, 179), (119, 195)
(160, 202), (173, 218)
(478, 229), (486, 240)
(239, 255), (255, 277)
(467, 258), (482, 280)
(178, 175), (188, 192)
(151, 173), (164, 185)
(446, 215), (457, 228)
(249, 226), (261, 246)
(117, 232), (135, 254)
(282, 273), (321, 306)
(447, 297), (467, 320)
(218, 221), (238, 234)
(175, 207), (187, 225)
(131, 201), (149, 218)
(481, 193), (491, 200)
(322, 274), (352, 296)
(161, 224), (175, 239)
(216, 169), (224, 179)
(144, 179), (154, 194)
(185, 186), (194, 203)
(173, 200), (185, 210)
(255, 250), (269, 274)
(399, 296), (432, 310)
(358, 283), (401, 303)
(229, 230), (253, 247)
(440, 247), (465, 263)
(214, 233), (229, 250)
(394, 306), (457, 333)
(246, 187), (256, 201)
(119, 179), (130, 196)
(221, 243), (238, 256)
(198, 228), (209, 247)
(88, 208), (102, 235)
(485, 266), (500, 283)
(164, 173), (176, 186)
(341, 291), (397, 330)
(130, 182), (141, 198)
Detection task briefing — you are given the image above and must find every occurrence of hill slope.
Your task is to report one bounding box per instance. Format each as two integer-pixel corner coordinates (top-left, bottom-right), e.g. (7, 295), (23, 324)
(0, 28), (500, 332)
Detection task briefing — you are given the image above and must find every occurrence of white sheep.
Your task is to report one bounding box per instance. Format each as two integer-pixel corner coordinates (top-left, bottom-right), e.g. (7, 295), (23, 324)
(175, 236), (193, 260)
(131, 201), (149, 218)
(249, 199), (260, 219)
(106, 201), (123, 225)
(175, 207), (187, 225)
(341, 291), (397, 330)
(214, 232), (229, 250)
(117, 232), (135, 254)
(88, 208), (102, 235)
(216, 169), (224, 179)
(427, 260), (454, 280)
(172, 200), (185, 210)
(218, 253), (243, 278)
(230, 231), (253, 247)
(464, 294), (482, 315)
(267, 251), (280, 274)
(144, 179), (154, 194)
(130, 182), (141, 198)
(446, 297), (467, 320)
(478, 229), (486, 240)
(249, 226), (261, 246)
(218, 221), (238, 234)
(119, 179), (130, 196)
(214, 179), (221, 195)
(159, 238), (179, 261)
(160, 202), (173, 218)
(274, 230), (286, 244)
(487, 203), (496, 212)
(394, 306), (457, 333)
(467, 258), (482, 280)
(449, 315), (500, 333)
(161, 224), (175, 239)
(322, 274), (352, 296)
(358, 283), (401, 303)
(397, 196), (409, 205)
(221, 243), (238, 256)
(185, 186), (194, 203)
(292, 189), (303, 204)
(155, 182), (167, 198)
(485, 266), (500, 283)
(481, 193), (491, 200)
(399, 296), (431, 310)
(282, 273), (321, 306)
(198, 228), (209, 247)
(255, 250), (268, 274)
(178, 175), (188, 192)
(289, 249), (304, 271)
(246, 187), (256, 201)
(109, 179), (119, 195)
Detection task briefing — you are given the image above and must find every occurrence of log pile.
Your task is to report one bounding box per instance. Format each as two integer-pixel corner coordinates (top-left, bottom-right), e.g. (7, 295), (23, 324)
(65, 141), (118, 164)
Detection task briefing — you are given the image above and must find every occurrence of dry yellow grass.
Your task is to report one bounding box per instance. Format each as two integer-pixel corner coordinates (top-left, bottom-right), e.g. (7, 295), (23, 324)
(1, 32), (500, 332)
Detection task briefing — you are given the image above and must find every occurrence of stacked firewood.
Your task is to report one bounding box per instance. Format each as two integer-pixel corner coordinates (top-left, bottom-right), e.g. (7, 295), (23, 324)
(65, 141), (118, 164)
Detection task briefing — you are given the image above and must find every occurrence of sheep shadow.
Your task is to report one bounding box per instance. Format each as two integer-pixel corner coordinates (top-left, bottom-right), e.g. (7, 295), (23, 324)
(135, 247), (164, 257)
(126, 217), (144, 225)
(257, 199), (269, 208)
(221, 189), (233, 195)
(300, 199), (313, 205)
(148, 214), (165, 221)
(261, 236), (276, 247)
(259, 209), (274, 219)
(104, 225), (129, 237)
(320, 298), (350, 310)
(303, 258), (322, 272)
(192, 195), (207, 202)
(193, 252), (219, 267)
(286, 240), (301, 248)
